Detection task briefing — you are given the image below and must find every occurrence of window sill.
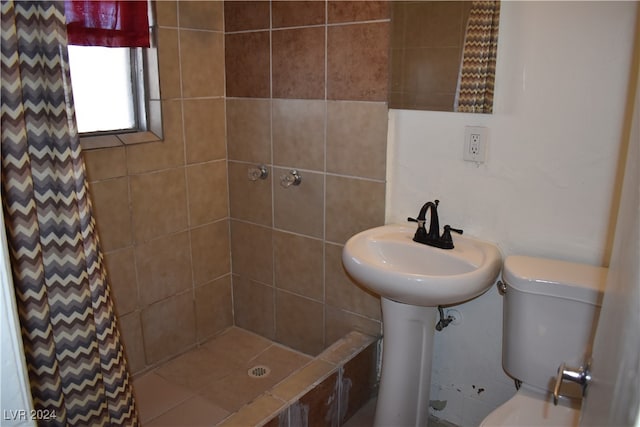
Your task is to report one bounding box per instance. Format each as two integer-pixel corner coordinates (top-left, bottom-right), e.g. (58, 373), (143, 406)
(80, 130), (162, 151)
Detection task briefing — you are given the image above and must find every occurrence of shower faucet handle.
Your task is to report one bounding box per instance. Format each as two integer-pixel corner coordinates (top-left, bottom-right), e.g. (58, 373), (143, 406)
(280, 169), (302, 188)
(248, 164), (268, 181)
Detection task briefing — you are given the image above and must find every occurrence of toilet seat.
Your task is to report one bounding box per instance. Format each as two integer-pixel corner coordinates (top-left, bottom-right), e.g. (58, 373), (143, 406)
(480, 387), (581, 427)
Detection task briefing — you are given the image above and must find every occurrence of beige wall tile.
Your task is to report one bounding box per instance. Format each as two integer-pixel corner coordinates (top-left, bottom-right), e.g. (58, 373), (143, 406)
(126, 101), (185, 174)
(228, 161), (272, 226)
(155, 1), (177, 27)
(83, 146), (126, 182)
(325, 243), (381, 320)
(157, 28), (181, 100)
(270, 359), (335, 402)
(104, 247), (138, 315)
(180, 30), (224, 98)
(224, 1), (271, 32)
(183, 98), (226, 164)
(130, 168), (188, 242)
(178, 1), (223, 31)
(136, 231), (193, 306)
(230, 221), (273, 285)
(226, 99), (271, 163)
(273, 231), (323, 301)
(142, 291), (196, 364)
(224, 31), (271, 98)
(118, 311), (146, 374)
(190, 220), (230, 286)
(186, 160), (228, 226)
(89, 177), (132, 251)
(232, 275), (275, 339)
(325, 175), (385, 244)
(273, 168), (324, 238)
(272, 1), (326, 28)
(327, 22), (390, 101)
(272, 27), (325, 99)
(324, 306), (381, 347)
(276, 290), (324, 355)
(328, 1), (390, 24)
(326, 101), (388, 180)
(272, 99), (325, 171)
(195, 276), (233, 341)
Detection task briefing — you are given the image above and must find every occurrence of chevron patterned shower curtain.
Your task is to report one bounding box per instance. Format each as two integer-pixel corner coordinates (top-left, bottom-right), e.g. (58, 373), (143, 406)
(1, 1), (138, 425)
(455, 1), (500, 113)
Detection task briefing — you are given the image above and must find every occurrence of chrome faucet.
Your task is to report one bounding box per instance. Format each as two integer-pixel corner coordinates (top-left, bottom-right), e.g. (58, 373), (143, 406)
(408, 200), (463, 249)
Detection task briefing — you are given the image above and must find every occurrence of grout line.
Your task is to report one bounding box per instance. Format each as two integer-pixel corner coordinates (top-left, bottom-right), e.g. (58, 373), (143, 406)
(224, 18), (390, 35)
(322, 0), (329, 350)
(268, 0), (278, 348)
(225, 160), (386, 184)
(172, 5), (200, 325)
(222, 5), (235, 329)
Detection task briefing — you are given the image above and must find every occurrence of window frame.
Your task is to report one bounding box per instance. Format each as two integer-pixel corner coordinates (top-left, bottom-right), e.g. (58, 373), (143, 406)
(74, 3), (163, 150)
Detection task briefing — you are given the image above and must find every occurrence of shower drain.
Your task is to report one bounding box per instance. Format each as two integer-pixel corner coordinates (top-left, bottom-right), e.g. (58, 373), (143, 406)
(248, 365), (271, 378)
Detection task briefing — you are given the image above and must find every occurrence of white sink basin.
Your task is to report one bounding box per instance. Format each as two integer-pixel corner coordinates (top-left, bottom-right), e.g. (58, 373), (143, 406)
(342, 223), (502, 306)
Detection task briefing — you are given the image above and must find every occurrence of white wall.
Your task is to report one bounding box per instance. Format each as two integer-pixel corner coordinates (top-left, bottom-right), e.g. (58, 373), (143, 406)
(0, 214), (35, 427)
(386, 2), (638, 425)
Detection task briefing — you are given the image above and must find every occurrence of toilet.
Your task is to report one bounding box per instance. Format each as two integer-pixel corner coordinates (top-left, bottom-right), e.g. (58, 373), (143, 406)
(481, 255), (608, 426)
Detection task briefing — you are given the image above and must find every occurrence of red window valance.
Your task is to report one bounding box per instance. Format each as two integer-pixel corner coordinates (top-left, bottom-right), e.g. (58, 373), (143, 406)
(64, 1), (150, 48)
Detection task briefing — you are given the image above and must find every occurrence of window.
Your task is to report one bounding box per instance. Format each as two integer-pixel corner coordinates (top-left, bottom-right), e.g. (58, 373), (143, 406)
(64, 0), (162, 145)
(68, 46), (139, 134)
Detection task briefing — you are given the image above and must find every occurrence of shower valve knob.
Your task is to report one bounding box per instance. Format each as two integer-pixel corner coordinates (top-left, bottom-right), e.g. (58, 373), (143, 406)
(248, 165), (268, 181)
(280, 170), (302, 188)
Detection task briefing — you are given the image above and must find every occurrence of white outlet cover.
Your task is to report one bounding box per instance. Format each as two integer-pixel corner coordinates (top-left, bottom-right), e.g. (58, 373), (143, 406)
(463, 126), (489, 163)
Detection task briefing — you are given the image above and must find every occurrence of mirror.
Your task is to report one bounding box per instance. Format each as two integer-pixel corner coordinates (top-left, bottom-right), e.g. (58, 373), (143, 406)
(389, 1), (500, 113)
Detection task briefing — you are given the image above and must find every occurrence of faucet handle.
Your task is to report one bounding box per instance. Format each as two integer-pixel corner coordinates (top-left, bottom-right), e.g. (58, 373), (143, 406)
(407, 217), (425, 227)
(441, 225), (463, 247)
(445, 225), (463, 235)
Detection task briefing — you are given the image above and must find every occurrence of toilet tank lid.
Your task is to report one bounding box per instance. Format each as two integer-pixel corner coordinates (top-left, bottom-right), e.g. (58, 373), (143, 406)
(503, 256), (608, 305)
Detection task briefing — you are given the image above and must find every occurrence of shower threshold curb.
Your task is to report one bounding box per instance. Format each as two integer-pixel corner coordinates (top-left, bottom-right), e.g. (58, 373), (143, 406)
(218, 331), (380, 427)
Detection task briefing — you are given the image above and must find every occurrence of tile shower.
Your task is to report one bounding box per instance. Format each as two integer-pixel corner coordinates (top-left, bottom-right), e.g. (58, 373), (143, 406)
(82, 1), (390, 424)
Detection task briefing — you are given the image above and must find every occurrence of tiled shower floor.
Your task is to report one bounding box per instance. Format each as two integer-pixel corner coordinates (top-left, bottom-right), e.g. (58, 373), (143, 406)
(133, 327), (312, 426)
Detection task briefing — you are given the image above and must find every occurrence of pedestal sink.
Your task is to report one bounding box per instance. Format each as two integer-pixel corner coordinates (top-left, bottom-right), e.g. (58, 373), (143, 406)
(342, 223), (501, 427)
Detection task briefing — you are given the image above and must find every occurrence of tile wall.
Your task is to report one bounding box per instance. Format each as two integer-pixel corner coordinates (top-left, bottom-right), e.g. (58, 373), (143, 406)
(225, 1), (390, 355)
(83, 0), (390, 374)
(82, 1), (230, 375)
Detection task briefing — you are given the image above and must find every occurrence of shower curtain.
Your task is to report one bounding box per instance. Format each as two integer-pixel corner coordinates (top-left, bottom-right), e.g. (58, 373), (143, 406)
(455, 1), (500, 113)
(1, 1), (138, 425)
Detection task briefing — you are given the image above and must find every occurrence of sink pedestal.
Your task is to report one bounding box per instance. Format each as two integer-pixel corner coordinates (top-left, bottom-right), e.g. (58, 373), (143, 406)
(375, 298), (437, 427)
(342, 224), (502, 425)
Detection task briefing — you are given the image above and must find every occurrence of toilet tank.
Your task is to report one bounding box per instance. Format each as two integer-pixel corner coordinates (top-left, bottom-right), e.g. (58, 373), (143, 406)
(501, 256), (608, 396)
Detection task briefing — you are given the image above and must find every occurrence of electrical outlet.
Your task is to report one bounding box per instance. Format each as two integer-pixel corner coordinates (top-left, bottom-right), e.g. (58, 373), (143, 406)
(469, 134), (481, 155)
(464, 126), (488, 163)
